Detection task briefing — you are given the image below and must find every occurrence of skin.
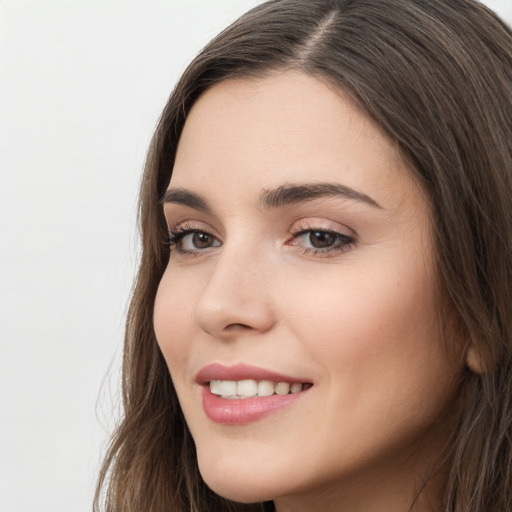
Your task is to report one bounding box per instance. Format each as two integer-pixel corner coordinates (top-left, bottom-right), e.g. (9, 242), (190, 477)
(154, 71), (464, 512)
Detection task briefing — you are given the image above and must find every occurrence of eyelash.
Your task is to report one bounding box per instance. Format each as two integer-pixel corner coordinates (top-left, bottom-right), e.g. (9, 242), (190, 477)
(167, 223), (219, 256)
(286, 221), (356, 256)
(167, 222), (356, 257)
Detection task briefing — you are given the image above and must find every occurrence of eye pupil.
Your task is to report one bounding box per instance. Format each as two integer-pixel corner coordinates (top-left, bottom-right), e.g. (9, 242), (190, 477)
(193, 232), (213, 248)
(310, 231), (336, 248)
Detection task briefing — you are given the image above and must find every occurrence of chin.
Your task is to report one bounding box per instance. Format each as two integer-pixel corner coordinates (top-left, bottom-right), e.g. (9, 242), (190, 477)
(197, 451), (281, 504)
(201, 472), (274, 504)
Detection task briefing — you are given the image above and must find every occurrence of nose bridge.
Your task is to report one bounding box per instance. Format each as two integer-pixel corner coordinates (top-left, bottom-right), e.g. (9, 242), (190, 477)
(193, 240), (275, 338)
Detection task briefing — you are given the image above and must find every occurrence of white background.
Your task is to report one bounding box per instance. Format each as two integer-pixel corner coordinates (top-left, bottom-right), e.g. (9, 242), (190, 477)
(1, 1), (511, 511)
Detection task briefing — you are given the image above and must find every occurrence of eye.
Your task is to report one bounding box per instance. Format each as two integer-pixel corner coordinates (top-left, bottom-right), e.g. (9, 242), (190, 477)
(287, 221), (356, 256)
(168, 228), (222, 254)
(298, 230), (345, 249)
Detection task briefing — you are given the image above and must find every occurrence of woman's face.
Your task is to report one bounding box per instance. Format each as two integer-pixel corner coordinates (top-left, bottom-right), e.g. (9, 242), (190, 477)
(154, 72), (462, 510)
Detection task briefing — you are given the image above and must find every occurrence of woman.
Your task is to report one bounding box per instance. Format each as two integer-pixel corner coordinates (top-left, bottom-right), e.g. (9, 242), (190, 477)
(95, 1), (512, 511)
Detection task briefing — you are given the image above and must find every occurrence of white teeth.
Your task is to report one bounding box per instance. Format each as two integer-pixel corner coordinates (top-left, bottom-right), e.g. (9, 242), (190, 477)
(257, 380), (275, 397)
(275, 382), (290, 395)
(237, 379), (258, 397)
(209, 379), (305, 399)
(210, 380), (222, 395)
(210, 380), (237, 397)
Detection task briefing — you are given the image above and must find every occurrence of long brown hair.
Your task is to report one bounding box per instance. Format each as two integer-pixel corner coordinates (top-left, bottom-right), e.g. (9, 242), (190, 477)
(95, 1), (512, 510)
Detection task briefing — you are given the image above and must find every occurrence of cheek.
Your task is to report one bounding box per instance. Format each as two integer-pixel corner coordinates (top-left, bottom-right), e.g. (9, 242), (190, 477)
(283, 254), (454, 415)
(272, 261), (459, 479)
(153, 271), (198, 378)
(286, 255), (437, 354)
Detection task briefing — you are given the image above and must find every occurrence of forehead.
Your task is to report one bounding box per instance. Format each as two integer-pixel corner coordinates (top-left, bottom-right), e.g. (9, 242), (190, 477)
(171, 71), (419, 212)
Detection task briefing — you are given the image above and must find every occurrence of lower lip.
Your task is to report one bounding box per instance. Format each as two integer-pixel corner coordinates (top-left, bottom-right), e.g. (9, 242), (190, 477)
(201, 386), (308, 425)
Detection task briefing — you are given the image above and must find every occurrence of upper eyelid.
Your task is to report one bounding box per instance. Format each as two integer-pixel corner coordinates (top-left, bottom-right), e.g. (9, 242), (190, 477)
(289, 218), (356, 237)
(168, 219), (217, 234)
(162, 203), (222, 231)
(166, 217), (356, 239)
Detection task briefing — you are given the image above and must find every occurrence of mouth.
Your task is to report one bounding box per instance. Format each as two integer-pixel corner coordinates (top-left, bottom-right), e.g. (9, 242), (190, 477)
(209, 379), (313, 399)
(196, 364), (313, 424)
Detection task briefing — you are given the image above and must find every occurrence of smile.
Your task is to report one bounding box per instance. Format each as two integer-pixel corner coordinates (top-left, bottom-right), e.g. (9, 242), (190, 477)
(210, 379), (308, 399)
(197, 364), (313, 424)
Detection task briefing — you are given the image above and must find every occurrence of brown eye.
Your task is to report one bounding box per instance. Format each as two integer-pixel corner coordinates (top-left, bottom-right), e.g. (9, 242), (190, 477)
(192, 232), (215, 249)
(169, 229), (222, 253)
(290, 228), (355, 255)
(309, 231), (338, 248)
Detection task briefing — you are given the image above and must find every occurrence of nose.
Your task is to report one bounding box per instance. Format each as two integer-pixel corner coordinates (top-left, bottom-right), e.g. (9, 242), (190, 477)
(193, 246), (276, 340)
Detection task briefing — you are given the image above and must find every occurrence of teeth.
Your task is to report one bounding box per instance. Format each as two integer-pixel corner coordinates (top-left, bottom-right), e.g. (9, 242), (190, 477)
(275, 382), (290, 395)
(290, 382), (302, 394)
(210, 380), (237, 397)
(257, 380), (274, 397)
(210, 379), (306, 399)
(237, 379), (258, 397)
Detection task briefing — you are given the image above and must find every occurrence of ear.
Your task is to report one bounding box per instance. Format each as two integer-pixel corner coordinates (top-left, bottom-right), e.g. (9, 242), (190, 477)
(465, 339), (486, 374)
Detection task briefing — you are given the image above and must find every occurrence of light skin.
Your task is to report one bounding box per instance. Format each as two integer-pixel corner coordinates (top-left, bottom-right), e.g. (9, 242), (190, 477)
(154, 71), (464, 512)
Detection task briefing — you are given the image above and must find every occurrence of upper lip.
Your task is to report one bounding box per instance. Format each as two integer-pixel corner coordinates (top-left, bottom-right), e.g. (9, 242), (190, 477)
(196, 363), (311, 385)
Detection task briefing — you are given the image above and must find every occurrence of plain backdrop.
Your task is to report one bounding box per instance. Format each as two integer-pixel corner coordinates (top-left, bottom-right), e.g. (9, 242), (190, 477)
(1, 1), (511, 511)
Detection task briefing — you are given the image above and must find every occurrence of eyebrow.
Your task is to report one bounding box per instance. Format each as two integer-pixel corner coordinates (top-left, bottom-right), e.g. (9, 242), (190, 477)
(161, 182), (381, 212)
(161, 188), (211, 213)
(259, 182), (382, 210)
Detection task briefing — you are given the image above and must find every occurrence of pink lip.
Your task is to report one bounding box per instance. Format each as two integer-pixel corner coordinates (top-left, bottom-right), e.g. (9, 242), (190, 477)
(196, 363), (312, 425)
(196, 363), (308, 384)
